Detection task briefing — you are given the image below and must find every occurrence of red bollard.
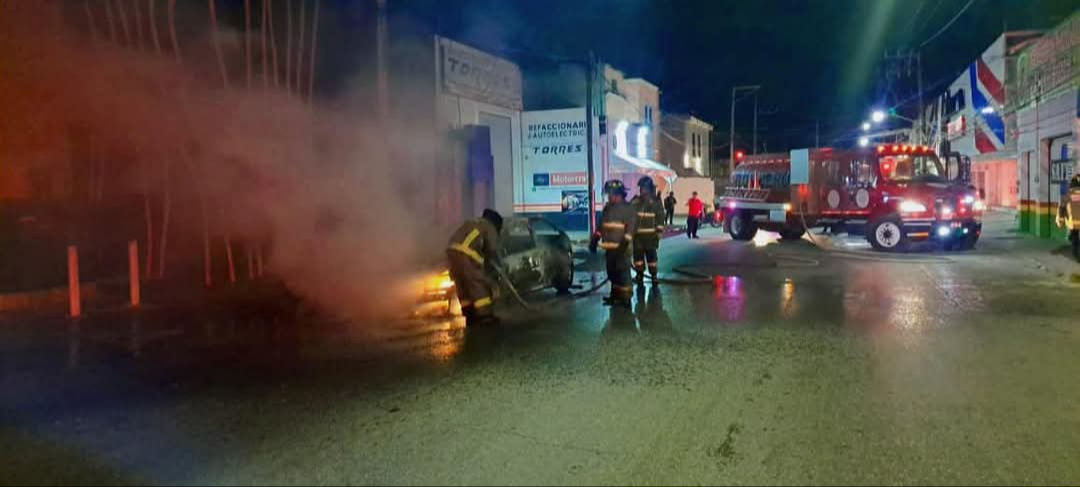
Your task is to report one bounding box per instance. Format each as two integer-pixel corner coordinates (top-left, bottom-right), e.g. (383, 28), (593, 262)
(129, 241), (141, 308)
(67, 245), (81, 319)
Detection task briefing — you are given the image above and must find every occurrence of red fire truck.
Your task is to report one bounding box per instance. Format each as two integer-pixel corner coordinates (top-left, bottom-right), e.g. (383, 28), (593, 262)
(718, 144), (986, 252)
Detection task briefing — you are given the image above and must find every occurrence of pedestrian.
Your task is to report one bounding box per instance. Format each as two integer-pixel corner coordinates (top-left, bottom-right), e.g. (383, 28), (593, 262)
(664, 191), (677, 227)
(591, 180), (638, 306)
(631, 177), (667, 285)
(1057, 174), (1080, 260)
(686, 191), (703, 239)
(446, 209), (504, 327)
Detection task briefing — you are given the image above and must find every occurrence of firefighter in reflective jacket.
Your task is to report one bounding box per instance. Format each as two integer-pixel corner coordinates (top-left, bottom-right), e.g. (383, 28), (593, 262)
(630, 176), (666, 285)
(591, 180), (638, 306)
(1057, 174), (1080, 260)
(447, 209), (504, 327)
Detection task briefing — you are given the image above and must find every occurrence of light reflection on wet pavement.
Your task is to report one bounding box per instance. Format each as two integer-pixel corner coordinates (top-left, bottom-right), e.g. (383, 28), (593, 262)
(4, 225), (1080, 485)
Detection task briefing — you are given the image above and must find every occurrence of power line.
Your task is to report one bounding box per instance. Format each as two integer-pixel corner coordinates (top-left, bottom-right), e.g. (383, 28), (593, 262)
(920, 0), (978, 48)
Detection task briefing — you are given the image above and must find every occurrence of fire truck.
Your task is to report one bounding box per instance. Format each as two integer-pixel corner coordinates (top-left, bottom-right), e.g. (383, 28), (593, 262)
(718, 144), (986, 252)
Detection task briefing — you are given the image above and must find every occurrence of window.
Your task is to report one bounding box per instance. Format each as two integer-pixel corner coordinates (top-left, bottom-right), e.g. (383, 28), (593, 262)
(850, 159), (876, 187)
(880, 155), (945, 182)
(502, 218), (536, 255)
(643, 106), (653, 126)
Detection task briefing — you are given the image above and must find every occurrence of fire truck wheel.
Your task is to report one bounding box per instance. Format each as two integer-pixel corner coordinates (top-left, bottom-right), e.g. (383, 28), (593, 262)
(779, 226), (806, 241)
(727, 212), (758, 241)
(868, 216), (908, 252)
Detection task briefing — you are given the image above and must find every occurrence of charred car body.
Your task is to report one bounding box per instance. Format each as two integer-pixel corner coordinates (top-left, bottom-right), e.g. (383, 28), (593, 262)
(422, 216), (574, 307)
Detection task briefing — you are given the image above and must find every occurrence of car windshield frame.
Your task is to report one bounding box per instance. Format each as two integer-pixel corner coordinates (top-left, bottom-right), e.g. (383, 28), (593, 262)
(879, 154), (948, 184)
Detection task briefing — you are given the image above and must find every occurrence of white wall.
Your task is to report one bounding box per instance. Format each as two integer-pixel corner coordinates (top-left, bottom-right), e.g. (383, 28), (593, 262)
(1017, 88), (1077, 207)
(438, 94), (523, 217)
(671, 177), (715, 217)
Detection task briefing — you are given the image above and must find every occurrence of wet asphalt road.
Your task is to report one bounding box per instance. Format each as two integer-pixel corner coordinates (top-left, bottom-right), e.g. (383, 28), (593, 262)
(3, 216), (1080, 485)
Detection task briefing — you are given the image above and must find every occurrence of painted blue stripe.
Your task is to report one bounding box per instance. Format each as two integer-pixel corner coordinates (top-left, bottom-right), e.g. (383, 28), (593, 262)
(969, 64), (1005, 145)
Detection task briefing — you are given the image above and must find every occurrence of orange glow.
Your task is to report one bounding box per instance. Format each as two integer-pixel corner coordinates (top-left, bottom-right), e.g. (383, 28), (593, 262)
(877, 145), (885, 153)
(892, 145), (900, 152)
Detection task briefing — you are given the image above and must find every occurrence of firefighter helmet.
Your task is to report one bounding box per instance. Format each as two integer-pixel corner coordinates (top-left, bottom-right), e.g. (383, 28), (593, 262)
(482, 208), (504, 233)
(637, 176), (656, 194)
(603, 179), (627, 197)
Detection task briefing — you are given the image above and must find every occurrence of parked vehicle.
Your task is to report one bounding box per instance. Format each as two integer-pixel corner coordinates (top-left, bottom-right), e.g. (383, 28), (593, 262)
(718, 145), (985, 252)
(421, 216), (574, 308)
(499, 216), (575, 293)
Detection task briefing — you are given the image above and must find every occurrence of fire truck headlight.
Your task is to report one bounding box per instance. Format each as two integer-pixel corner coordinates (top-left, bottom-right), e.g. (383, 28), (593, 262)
(938, 226), (952, 238)
(899, 200), (927, 213)
(962, 195), (976, 205)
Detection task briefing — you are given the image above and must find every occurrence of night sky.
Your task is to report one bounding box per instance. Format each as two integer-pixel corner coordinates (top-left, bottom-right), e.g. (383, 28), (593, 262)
(308, 0), (1076, 150)
(392, 0), (1075, 149)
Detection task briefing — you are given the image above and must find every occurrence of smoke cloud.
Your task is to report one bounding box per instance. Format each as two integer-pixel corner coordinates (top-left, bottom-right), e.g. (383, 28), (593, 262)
(1, 2), (439, 319)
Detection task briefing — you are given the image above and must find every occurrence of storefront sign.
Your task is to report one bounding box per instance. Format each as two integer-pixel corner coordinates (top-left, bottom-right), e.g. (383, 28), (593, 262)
(439, 38), (523, 110)
(1013, 15), (1079, 107)
(1051, 161), (1075, 184)
(520, 108), (596, 212)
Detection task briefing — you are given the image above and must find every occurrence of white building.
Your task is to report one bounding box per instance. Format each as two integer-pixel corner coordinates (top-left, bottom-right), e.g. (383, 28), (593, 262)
(434, 36), (524, 220)
(603, 65), (660, 161)
(931, 32), (1041, 210)
(660, 113), (713, 177)
(1009, 13), (1079, 241)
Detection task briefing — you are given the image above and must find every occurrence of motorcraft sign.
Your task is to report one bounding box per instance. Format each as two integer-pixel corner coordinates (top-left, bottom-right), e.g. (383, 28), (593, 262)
(439, 38), (523, 110)
(520, 108), (597, 212)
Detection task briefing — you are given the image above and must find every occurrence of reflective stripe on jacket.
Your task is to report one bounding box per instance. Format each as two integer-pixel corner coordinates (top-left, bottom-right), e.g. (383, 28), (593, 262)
(448, 219), (500, 265)
(599, 201), (638, 251)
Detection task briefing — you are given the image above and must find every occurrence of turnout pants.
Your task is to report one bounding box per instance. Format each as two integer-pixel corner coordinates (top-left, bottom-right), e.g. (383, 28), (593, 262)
(447, 250), (494, 324)
(633, 243), (659, 281)
(606, 248), (633, 303)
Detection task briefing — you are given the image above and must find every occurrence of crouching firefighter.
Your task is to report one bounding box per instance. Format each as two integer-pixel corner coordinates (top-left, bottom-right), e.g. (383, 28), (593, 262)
(591, 180), (638, 306)
(1058, 174), (1080, 260)
(447, 209), (504, 327)
(631, 176), (666, 285)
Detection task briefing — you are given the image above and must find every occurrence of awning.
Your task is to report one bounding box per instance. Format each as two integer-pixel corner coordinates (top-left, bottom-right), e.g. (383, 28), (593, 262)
(609, 152), (678, 184)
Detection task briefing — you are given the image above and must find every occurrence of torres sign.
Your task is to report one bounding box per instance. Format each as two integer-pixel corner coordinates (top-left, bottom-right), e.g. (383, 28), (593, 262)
(439, 38), (523, 110)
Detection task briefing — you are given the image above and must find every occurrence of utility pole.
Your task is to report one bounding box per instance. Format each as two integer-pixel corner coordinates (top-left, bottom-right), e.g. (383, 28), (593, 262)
(752, 92), (758, 155)
(729, 85), (761, 174)
(916, 50), (924, 144)
(376, 0), (389, 122)
(585, 51), (597, 238)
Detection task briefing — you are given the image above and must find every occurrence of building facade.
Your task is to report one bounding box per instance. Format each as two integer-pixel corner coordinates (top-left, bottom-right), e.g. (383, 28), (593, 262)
(937, 32), (1042, 210)
(1008, 13), (1079, 241)
(603, 65), (661, 161)
(660, 113), (713, 177)
(433, 37), (524, 223)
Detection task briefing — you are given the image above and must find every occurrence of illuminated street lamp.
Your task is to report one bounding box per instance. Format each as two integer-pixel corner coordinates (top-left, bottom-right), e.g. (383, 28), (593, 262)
(861, 122), (872, 131)
(871, 110), (887, 123)
(858, 136), (870, 147)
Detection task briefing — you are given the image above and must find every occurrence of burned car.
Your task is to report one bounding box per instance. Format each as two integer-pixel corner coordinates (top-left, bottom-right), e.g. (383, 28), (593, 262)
(419, 216), (574, 311)
(499, 216), (575, 295)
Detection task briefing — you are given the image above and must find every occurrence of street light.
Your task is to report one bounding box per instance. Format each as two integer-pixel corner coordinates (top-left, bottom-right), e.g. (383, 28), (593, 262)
(861, 122), (872, 131)
(858, 136), (870, 147)
(871, 110), (886, 123)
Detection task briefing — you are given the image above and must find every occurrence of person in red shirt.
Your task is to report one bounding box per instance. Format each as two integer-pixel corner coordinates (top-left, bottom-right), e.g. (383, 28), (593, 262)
(686, 192), (704, 239)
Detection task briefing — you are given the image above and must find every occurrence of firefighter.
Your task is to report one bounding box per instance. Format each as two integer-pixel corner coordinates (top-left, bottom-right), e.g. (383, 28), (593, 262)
(591, 180), (638, 306)
(630, 176), (666, 285)
(447, 209), (504, 327)
(1057, 174), (1080, 260)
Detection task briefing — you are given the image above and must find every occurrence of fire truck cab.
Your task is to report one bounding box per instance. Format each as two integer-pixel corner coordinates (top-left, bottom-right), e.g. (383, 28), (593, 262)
(719, 145), (985, 252)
